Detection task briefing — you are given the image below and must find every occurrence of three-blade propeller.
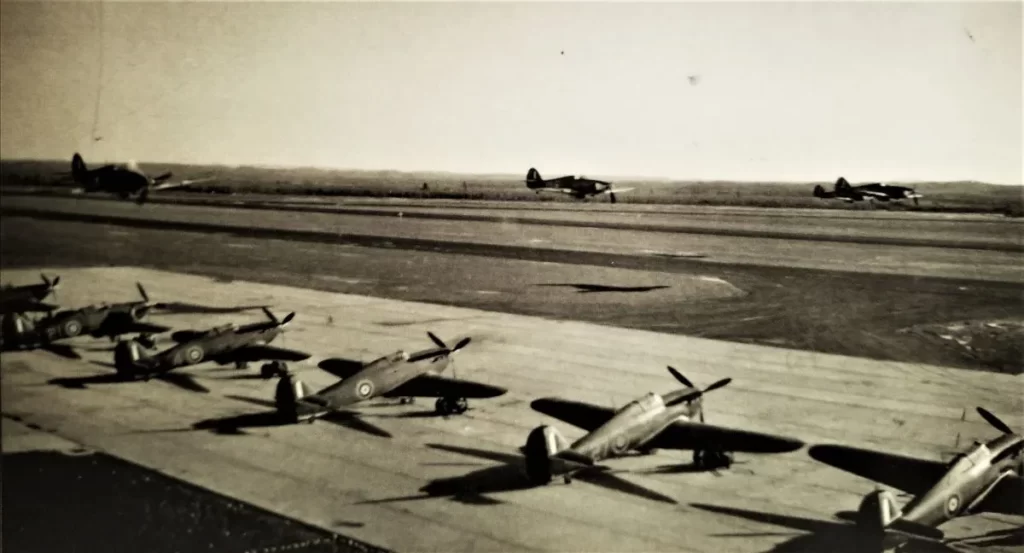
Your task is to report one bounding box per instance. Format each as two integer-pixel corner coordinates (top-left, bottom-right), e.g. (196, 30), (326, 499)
(664, 366), (730, 415)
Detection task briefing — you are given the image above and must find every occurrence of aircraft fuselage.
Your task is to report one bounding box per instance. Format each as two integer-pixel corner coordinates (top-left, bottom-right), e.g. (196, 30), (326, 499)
(313, 348), (452, 408)
(570, 391), (702, 463)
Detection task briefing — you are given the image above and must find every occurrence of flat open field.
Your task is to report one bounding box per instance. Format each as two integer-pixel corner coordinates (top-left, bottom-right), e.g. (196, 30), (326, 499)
(2, 267), (1022, 553)
(3, 158), (1022, 214)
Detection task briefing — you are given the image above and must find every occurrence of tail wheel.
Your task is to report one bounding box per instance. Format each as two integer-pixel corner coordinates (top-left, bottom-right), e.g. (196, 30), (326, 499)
(62, 319), (83, 338)
(435, 397), (468, 416)
(694, 450), (733, 470)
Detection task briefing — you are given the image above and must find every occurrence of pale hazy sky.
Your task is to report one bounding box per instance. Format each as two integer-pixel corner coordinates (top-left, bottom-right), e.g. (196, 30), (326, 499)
(1, 1), (1020, 183)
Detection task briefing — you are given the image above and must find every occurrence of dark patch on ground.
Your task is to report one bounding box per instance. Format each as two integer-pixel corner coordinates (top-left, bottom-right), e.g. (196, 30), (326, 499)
(536, 283), (672, 293)
(1, 450), (390, 553)
(903, 319), (1024, 374)
(3, 216), (1022, 375)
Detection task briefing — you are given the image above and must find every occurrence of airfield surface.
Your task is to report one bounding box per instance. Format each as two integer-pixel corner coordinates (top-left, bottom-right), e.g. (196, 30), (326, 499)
(2, 266), (1023, 553)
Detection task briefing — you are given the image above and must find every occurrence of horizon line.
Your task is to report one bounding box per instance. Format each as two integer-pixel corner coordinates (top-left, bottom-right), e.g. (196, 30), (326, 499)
(0, 157), (1020, 187)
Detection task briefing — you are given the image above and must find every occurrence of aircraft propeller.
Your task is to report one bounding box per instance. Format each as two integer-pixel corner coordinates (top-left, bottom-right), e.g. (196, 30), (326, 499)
(977, 407), (1014, 435)
(262, 307), (296, 328)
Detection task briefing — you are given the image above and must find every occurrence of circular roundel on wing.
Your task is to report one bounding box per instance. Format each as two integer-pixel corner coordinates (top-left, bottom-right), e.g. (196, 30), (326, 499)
(184, 345), (204, 364)
(355, 379), (375, 399)
(611, 434), (630, 454)
(946, 494), (961, 516)
(63, 319), (83, 338)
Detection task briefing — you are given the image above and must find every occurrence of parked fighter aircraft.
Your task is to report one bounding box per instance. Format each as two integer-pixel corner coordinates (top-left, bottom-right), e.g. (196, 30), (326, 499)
(1, 274), (61, 314)
(1, 283), (170, 355)
(813, 177), (922, 205)
(63, 153), (213, 204)
(114, 307), (310, 376)
(526, 368), (805, 485)
(809, 407), (1024, 550)
(192, 332), (506, 436)
(525, 167), (634, 203)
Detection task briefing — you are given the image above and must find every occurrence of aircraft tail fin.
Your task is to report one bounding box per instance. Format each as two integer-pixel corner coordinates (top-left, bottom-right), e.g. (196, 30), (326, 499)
(522, 425), (588, 484)
(813, 184), (829, 199)
(113, 339), (149, 374)
(835, 177), (851, 192)
(526, 167), (544, 189)
(71, 153), (89, 183)
(857, 489), (903, 535)
(273, 373), (314, 422)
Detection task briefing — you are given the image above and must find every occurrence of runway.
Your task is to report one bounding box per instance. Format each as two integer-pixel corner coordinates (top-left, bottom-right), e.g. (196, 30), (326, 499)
(2, 267), (1022, 553)
(2, 194), (1022, 373)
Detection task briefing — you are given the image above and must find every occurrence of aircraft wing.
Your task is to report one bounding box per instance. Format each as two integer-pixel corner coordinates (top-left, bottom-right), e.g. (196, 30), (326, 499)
(382, 374), (507, 399)
(101, 315), (172, 337)
(150, 177), (215, 192)
(0, 299), (57, 314)
(808, 444), (948, 497)
(529, 398), (617, 432)
(645, 420), (805, 453)
(971, 474), (1024, 516)
(536, 188), (576, 195)
(317, 357), (365, 380)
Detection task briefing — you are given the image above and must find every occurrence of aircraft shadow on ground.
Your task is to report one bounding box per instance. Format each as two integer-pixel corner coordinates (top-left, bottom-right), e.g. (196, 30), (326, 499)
(535, 283), (671, 294)
(690, 503), (963, 553)
(190, 395), (393, 438)
(356, 443), (679, 507)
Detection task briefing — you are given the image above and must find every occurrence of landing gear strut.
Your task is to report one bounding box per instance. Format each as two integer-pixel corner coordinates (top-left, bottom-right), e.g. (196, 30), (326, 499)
(693, 449), (733, 470)
(435, 397), (468, 416)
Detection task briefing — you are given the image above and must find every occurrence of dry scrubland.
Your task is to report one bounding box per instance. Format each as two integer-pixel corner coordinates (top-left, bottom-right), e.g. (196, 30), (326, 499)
(3, 159), (1021, 215)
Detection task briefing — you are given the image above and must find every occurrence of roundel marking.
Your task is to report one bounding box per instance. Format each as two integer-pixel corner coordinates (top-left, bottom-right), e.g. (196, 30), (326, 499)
(63, 319), (82, 337)
(946, 494), (961, 516)
(355, 379), (375, 399)
(611, 434), (629, 454)
(184, 345), (204, 364)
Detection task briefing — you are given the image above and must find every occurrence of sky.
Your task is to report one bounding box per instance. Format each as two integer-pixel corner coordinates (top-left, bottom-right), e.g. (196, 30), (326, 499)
(0, 1), (1020, 183)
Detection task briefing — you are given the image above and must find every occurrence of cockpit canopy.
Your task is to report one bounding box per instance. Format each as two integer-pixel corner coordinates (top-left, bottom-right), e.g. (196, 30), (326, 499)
(623, 392), (665, 414)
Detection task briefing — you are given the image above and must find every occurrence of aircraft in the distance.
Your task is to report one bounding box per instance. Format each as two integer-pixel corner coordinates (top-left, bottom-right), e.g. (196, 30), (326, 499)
(63, 152), (213, 204)
(808, 407), (1024, 551)
(525, 167), (634, 203)
(1, 283), (171, 356)
(525, 367), (805, 485)
(813, 177), (922, 205)
(1, 274), (61, 314)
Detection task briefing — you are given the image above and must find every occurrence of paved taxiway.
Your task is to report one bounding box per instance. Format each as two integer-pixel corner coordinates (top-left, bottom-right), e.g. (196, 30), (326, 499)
(2, 267), (1022, 553)
(2, 195), (1021, 283)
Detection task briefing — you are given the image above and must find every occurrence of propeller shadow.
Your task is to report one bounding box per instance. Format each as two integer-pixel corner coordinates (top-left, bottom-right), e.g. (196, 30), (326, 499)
(535, 283), (671, 294)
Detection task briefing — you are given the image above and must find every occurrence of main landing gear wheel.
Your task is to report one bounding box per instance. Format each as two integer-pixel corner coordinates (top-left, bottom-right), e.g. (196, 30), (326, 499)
(236, 361), (250, 370)
(693, 449), (733, 470)
(260, 361), (289, 379)
(435, 397), (469, 416)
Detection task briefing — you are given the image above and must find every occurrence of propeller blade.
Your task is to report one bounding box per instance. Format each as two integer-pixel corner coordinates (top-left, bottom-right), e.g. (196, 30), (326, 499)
(451, 337), (471, 352)
(704, 378), (732, 394)
(667, 366), (695, 388)
(136, 282), (150, 303)
(280, 312), (295, 326)
(262, 307), (278, 324)
(427, 331), (447, 349)
(51, 276), (61, 288)
(977, 407), (1013, 435)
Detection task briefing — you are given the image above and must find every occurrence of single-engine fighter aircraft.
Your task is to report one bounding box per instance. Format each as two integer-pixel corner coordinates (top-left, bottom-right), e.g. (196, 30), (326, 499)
(813, 177), (922, 205)
(0, 283), (171, 356)
(293, 331), (506, 416)
(114, 308), (310, 374)
(526, 367), (805, 486)
(525, 167), (634, 203)
(1, 274), (61, 314)
(190, 332), (505, 438)
(808, 407), (1024, 551)
(63, 152), (214, 204)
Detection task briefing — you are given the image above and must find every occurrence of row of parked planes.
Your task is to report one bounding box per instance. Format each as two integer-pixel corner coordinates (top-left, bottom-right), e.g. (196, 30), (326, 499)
(2, 274), (1018, 553)
(59, 152), (922, 206)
